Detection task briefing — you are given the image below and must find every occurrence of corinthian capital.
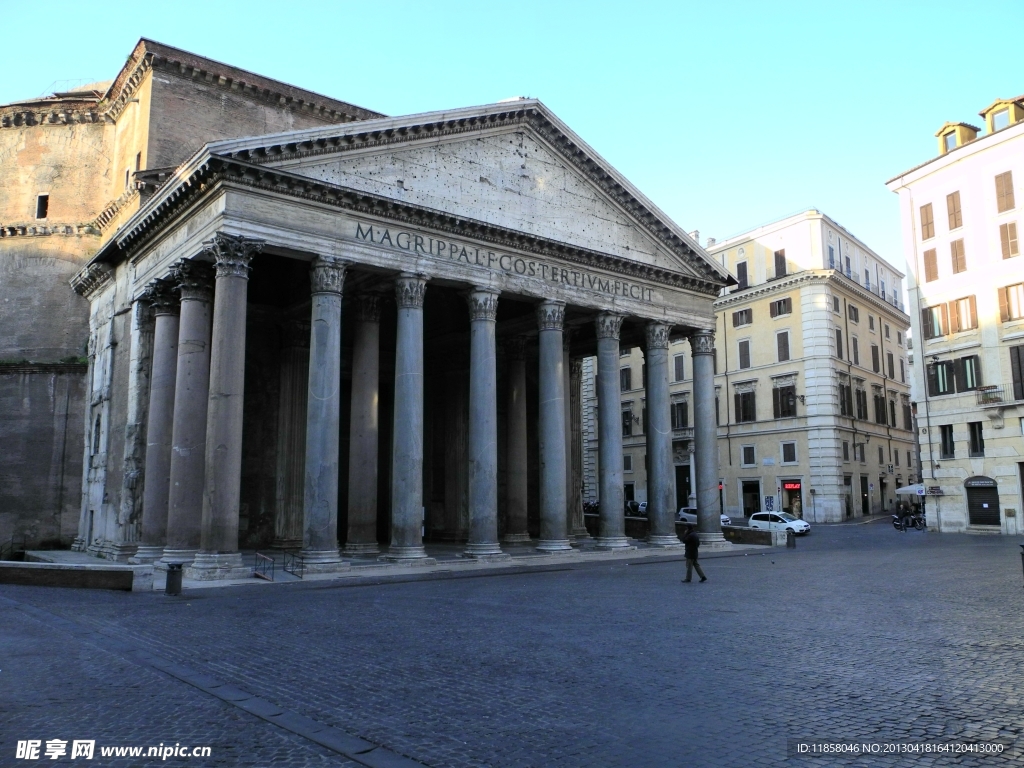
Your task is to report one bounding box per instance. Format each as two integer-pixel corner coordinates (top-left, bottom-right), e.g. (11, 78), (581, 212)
(206, 233), (265, 279)
(594, 312), (624, 340)
(645, 322), (670, 350)
(536, 300), (565, 331)
(172, 259), (215, 302)
(309, 255), (349, 295)
(142, 279), (180, 316)
(467, 288), (499, 322)
(355, 294), (382, 323)
(689, 329), (716, 355)
(395, 273), (427, 308)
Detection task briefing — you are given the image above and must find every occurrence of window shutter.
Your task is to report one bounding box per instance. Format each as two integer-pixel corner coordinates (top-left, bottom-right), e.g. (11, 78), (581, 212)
(835, 329), (843, 359)
(923, 249), (937, 281)
(871, 345), (879, 372)
(996, 171), (1015, 213)
(734, 393), (741, 422)
(736, 262), (747, 289)
(949, 300), (961, 333)
(921, 307), (933, 339)
(739, 341), (750, 369)
(970, 355), (982, 388)
(927, 364), (939, 397)
(778, 332), (790, 362)
(939, 304), (949, 334)
(953, 357), (965, 392)
(769, 302), (777, 318)
(784, 297), (792, 313)
(968, 295), (977, 329)
(1010, 345), (1024, 401)
(775, 250), (786, 277)
(999, 287), (1009, 322)
(773, 388), (781, 419)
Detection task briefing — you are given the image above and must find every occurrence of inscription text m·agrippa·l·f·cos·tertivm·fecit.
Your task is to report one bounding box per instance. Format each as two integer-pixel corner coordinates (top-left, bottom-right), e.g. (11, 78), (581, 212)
(354, 222), (654, 302)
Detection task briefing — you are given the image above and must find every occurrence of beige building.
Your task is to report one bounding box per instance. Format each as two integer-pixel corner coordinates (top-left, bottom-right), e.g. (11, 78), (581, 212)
(887, 95), (1024, 534)
(586, 210), (916, 522)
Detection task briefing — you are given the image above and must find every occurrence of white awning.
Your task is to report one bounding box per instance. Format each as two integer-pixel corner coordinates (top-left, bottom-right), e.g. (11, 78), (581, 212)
(895, 484), (925, 496)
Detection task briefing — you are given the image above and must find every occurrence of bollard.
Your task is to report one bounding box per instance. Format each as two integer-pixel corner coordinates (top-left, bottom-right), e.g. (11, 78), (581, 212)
(165, 563), (183, 596)
(786, 530), (796, 548)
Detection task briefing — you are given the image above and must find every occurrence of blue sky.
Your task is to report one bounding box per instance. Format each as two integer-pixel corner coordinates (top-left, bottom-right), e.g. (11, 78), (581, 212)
(2, 0), (1020, 271)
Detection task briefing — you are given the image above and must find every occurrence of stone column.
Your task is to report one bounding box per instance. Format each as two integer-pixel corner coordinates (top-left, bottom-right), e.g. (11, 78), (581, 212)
(383, 273), (433, 562)
(133, 281), (180, 563)
(161, 260), (215, 565)
(690, 329), (726, 548)
(595, 312), (630, 548)
(644, 322), (681, 547)
(563, 331), (574, 542)
(503, 337), (530, 543)
(536, 301), (572, 552)
(344, 295), (382, 556)
(688, 446), (697, 509)
(569, 358), (589, 538)
(464, 288), (507, 560)
(296, 256), (350, 572)
(188, 234), (264, 580)
(273, 318), (309, 550)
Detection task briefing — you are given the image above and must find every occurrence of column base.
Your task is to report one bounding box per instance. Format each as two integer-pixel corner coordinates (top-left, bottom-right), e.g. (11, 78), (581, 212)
(129, 545), (165, 564)
(300, 549), (351, 574)
(379, 546), (436, 565)
(501, 532), (532, 544)
(271, 537), (302, 551)
(646, 534), (683, 548)
(460, 551), (512, 562)
(157, 549), (197, 568)
(185, 552), (251, 581)
(342, 542), (381, 556)
(90, 541), (139, 562)
(570, 526), (591, 539)
(71, 537), (87, 552)
(697, 532), (732, 550)
(536, 539), (573, 553)
(463, 542), (506, 558)
(594, 536), (634, 550)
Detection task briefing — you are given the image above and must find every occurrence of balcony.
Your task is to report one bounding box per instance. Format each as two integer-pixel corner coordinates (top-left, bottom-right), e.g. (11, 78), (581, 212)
(672, 427), (694, 438)
(976, 385), (1024, 407)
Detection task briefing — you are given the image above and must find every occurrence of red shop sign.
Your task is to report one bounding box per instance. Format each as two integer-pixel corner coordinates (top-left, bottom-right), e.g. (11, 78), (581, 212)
(783, 482), (802, 491)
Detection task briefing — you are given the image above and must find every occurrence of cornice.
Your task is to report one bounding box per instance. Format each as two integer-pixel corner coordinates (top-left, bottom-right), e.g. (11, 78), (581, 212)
(89, 188), (140, 232)
(70, 263), (113, 297)
(1, 222), (100, 238)
(0, 104), (103, 129)
(111, 157), (725, 297)
(216, 106), (728, 287)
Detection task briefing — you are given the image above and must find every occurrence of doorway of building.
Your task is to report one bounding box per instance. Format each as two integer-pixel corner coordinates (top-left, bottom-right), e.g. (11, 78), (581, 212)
(782, 480), (803, 518)
(965, 476), (1000, 526)
(675, 465), (692, 510)
(742, 480), (761, 519)
(860, 476), (870, 516)
(879, 478), (888, 514)
(843, 475), (853, 518)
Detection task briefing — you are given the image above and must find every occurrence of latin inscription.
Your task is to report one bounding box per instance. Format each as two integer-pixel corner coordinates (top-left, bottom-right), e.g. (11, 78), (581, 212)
(354, 222), (654, 302)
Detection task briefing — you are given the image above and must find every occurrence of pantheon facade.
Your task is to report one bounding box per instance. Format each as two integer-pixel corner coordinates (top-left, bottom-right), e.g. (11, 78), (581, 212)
(71, 100), (733, 578)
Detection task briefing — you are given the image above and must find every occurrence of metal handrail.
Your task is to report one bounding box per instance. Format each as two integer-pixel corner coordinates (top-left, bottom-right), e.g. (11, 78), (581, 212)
(253, 552), (275, 581)
(283, 550), (305, 579)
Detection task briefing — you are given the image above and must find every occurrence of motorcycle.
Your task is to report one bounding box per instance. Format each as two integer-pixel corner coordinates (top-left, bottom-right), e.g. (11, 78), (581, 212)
(891, 511), (925, 531)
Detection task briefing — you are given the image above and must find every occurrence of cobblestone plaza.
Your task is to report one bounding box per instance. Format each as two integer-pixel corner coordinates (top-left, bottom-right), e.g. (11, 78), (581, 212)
(3, 521), (1023, 767)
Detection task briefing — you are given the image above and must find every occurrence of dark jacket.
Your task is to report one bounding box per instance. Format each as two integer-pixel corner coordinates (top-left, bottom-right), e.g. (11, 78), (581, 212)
(683, 530), (700, 559)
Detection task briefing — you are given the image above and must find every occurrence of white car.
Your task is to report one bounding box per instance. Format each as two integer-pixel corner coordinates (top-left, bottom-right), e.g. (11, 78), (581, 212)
(748, 512), (810, 535)
(676, 507), (732, 526)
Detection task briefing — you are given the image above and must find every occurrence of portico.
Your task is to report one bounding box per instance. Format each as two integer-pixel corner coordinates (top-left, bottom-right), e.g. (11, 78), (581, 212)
(73, 101), (732, 576)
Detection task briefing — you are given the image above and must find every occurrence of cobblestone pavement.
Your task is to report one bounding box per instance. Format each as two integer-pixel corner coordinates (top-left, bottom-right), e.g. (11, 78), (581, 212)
(2, 522), (1023, 767)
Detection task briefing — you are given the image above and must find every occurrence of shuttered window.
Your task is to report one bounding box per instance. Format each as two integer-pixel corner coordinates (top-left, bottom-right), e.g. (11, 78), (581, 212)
(852, 337), (860, 365)
(950, 239), (967, 273)
(777, 331), (790, 362)
(951, 295), (978, 332)
(670, 401), (688, 429)
(732, 308), (752, 326)
(928, 361), (956, 396)
(734, 391), (756, 423)
(887, 352), (895, 379)
(773, 385), (796, 418)
(620, 367), (631, 391)
(1010, 345), (1024, 401)
(769, 297), (792, 317)
(999, 283), (1024, 322)
(774, 249), (787, 278)
(1000, 222), (1019, 259)
(954, 355), (982, 392)
(996, 171), (1015, 213)
(871, 345), (880, 373)
(738, 340), (751, 369)
(839, 384), (853, 416)
(847, 304), (859, 322)
(855, 390), (868, 420)
(921, 304), (948, 338)
(835, 329), (843, 359)
(920, 203), (935, 240)
(673, 354), (685, 382)
(736, 261), (748, 289)
(947, 191), (963, 229)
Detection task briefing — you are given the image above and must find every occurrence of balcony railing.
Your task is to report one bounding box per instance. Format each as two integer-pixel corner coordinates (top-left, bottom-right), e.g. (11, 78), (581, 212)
(976, 384), (1024, 406)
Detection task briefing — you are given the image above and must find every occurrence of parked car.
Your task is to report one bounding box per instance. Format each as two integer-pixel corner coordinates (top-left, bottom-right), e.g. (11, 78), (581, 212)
(637, 501), (648, 516)
(624, 500), (641, 516)
(748, 512), (811, 535)
(676, 507), (732, 526)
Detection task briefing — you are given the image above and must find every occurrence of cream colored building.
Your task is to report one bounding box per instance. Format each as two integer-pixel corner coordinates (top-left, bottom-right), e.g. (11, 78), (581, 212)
(585, 210), (916, 522)
(887, 95), (1024, 534)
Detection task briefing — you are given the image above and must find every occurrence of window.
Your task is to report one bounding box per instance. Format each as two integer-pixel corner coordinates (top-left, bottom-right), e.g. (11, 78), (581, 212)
(1010, 345), (1024, 401)
(947, 191), (963, 229)
(852, 337), (860, 366)
(738, 340), (751, 369)
(950, 239), (967, 274)
(951, 295), (978, 332)
(833, 296), (840, 313)
(907, 450), (912, 468)
(847, 305), (860, 322)
(871, 344), (880, 373)
(732, 308), (752, 326)
(735, 391), (756, 423)
(715, 396), (720, 425)
(773, 385), (796, 418)
(889, 400), (897, 426)
(620, 367), (631, 391)
(781, 442), (797, 463)
(741, 445), (755, 466)
(620, 346), (630, 357)
(920, 203), (935, 240)
(828, 246), (835, 269)
(774, 249), (787, 278)
(671, 401), (688, 430)
(878, 446), (885, 464)
(999, 283), (1024, 322)
(857, 443), (866, 463)
(897, 331), (902, 345)
(993, 108), (1010, 131)
(927, 361), (956, 396)
(955, 355), (982, 391)
(673, 354), (685, 382)
(881, 280), (886, 299)
(869, 315), (875, 331)
(887, 352), (895, 379)
(641, 365), (647, 390)
(996, 171), (1015, 213)
(944, 132), (956, 153)
(92, 414), (101, 454)
(769, 297), (792, 317)
(35, 194), (48, 219)
(1001, 222), (1019, 259)
(124, 168), (130, 189)
(135, 152), (142, 172)
(902, 401), (913, 431)
(621, 408), (633, 437)
(835, 328), (843, 359)
(899, 359), (906, 383)
(884, 324), (890, 339)
(923, 249), (938, 282)
(839, 383), (853, 417)
(736, 261), (748, 289)
(921, 304), (949, 339)
(874, 393), (887, 424)
(894, 450), (900, 467)
(777, 332), (790, 362)
(623, 454), (633, 472)
(968, 422), (985, 457)
(939, 424), (955, 459)
(864, 270), (871, 291)
(845, 255), (851, 275)
(855, 389), (868, 420)
(843, 441), (850, 461)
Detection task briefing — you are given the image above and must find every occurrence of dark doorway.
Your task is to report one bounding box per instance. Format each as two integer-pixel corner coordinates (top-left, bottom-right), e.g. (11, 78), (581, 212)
(879, 478), (888, 514)
(742, 481), (760, 518)
(860, 476), (869, 516)
(844, 475), (853, 518)
(965, 477), (1000, 526)
(675, 465), (691, 510)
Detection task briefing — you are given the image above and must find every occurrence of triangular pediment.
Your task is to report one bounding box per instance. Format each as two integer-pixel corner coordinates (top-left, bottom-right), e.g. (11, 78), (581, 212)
(207, 102), (732, 285)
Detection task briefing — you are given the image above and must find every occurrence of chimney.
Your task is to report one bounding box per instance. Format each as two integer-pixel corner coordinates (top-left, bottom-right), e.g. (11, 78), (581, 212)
(706, 237), (716, 247)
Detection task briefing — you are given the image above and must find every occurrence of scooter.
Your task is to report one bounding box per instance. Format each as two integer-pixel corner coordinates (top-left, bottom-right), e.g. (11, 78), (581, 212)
(891, 512), (925, 531)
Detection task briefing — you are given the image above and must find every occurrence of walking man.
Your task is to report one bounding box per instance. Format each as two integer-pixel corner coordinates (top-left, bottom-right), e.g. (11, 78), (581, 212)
(681, 525), (707, 583)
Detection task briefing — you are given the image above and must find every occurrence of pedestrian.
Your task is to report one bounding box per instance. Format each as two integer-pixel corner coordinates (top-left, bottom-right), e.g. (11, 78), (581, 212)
(681, 525), (707, 583)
